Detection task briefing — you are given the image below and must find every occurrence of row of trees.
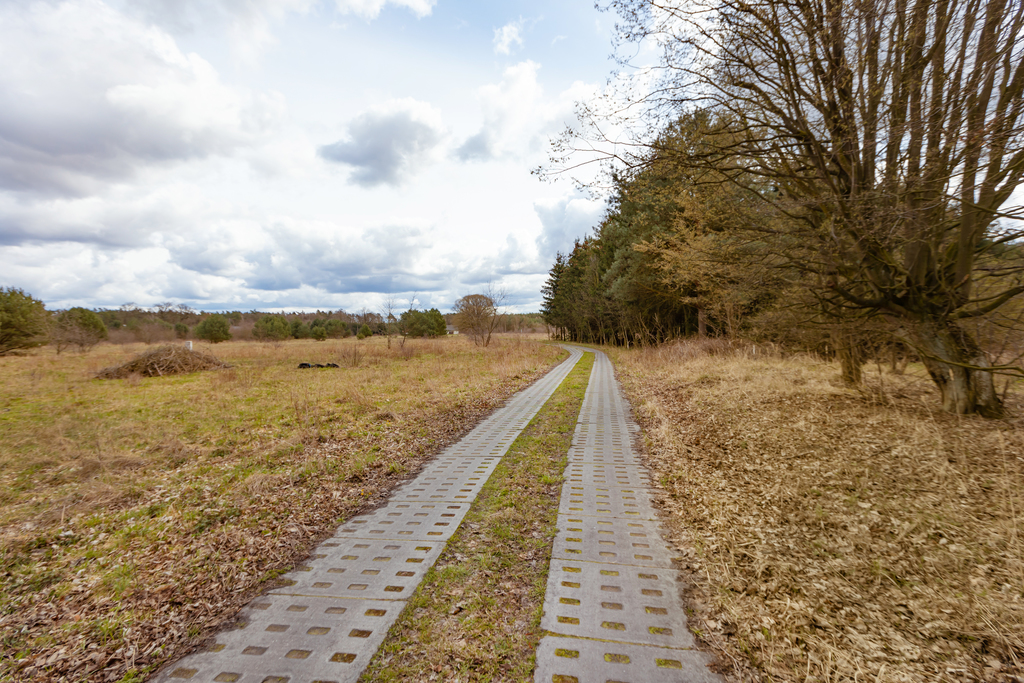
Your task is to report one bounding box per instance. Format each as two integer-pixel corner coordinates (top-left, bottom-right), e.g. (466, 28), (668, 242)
(543, 0), (1024, 417)
(0, 289), (479, 353)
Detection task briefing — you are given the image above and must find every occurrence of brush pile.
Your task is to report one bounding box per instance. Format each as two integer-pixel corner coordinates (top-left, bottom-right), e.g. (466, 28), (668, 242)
(96, 345), (231, 379)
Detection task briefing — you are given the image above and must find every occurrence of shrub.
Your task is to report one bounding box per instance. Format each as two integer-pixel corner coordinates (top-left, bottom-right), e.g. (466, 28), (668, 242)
(426, 308), (447, 337)
(253, 315), (290, 341)
(52, 307), (108, 353)
(174, 322), (189, 339)
(291, 321), (310, 339)
(325, 319), (348, 338)
(194, 315), (232, 343)
(311, 325), (327, 341)
(357, 324), (372, 340)
(0, 288), (48, 355)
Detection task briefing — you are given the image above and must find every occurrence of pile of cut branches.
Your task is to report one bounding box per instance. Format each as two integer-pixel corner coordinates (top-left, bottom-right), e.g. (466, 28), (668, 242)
(96, 345), (230, 379)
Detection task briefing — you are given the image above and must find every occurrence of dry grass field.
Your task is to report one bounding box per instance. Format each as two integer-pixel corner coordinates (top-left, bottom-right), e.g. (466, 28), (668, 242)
(607, 340), (1024, 682)
(0, 335), (564, 682)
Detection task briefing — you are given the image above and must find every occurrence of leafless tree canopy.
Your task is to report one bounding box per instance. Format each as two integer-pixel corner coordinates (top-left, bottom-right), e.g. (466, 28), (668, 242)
(560, 0), (1024, 415)
(453, 290), (505, 347)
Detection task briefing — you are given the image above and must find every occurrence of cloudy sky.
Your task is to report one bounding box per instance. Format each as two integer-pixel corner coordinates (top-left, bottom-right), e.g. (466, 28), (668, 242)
(0, 0), (618, 312)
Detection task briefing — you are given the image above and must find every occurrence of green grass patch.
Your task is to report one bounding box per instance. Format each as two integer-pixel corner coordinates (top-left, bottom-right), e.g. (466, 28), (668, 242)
(361, 351), (594, 682)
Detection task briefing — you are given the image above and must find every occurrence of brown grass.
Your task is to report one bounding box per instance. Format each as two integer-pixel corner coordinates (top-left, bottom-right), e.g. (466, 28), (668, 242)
(0, 335), (563, 682)
(606, 339), (1024, 682)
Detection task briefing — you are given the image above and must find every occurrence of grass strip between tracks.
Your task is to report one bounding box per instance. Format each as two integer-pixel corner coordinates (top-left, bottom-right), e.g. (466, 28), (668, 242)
(361, 349), (594, 682)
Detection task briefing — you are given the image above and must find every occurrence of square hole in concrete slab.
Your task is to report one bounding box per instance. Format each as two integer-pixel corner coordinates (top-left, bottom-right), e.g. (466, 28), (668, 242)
(265, 624), (288, 632)
(557, 616), (580, 625)
(307, 627), (330, 635)
(365, 609), (387, 616)
(325, 607), (347, 614)
(330, 653), (356, 663)
(242, 646), (267, 655)
(285, 649), (311, 659)
(169, 668), (197, 679)
(214, 674), (240, 682)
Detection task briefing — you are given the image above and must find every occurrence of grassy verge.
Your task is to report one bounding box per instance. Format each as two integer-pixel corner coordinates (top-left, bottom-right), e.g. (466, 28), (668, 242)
(361, 350), (595, 682)
(0, 336), (563, 683)
(605, 339), (1023, 682)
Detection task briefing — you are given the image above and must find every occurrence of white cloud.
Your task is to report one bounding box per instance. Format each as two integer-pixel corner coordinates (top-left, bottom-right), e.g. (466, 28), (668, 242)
(333, 0), (435, 19)
(0, 0), (285, 196)
(534, 193), (605, 262)
(319, 99), (446, 188)
(456, 61), (595, 163)
(493, 19), (524, 55)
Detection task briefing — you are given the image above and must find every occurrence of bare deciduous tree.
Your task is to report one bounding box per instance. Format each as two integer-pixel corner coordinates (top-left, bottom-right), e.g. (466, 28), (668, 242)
(562, 0), (1024, 415)
(453, 286), (507, 346)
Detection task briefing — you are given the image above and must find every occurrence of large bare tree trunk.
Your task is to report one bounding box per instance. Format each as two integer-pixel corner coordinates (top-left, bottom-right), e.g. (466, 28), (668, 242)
(904, 320), (1003, 417)
(831, 325), (863, 386)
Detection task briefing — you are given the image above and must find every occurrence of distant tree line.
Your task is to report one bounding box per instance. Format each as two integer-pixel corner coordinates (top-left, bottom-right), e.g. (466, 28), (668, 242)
(0, 290), (546, 355)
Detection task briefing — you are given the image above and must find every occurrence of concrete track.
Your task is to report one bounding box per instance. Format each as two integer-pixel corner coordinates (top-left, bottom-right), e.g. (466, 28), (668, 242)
(155, 346), (585, 683)
(153, 345), (722, 683)
(532, 348), (722, 683)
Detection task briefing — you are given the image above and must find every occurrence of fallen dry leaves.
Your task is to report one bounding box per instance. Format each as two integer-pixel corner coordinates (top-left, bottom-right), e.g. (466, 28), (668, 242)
(610, 340), (1024, 683)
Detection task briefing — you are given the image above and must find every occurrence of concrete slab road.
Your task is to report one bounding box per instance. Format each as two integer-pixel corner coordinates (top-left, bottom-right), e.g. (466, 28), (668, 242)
(534, 347), (724, 683)
(153, 346), (585, 683)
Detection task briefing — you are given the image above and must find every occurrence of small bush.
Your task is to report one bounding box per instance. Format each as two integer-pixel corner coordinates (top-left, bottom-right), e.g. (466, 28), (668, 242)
(326, 319), (348, 338)
(291, 321), (310, 339)
(52, 307), (108, 353)
(357, 324), (372, 340)
(253, 315), (290, 341)
(0, 288), (48, 355)
(311, 325), (327, 341)
(194, 315), (232, 343)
